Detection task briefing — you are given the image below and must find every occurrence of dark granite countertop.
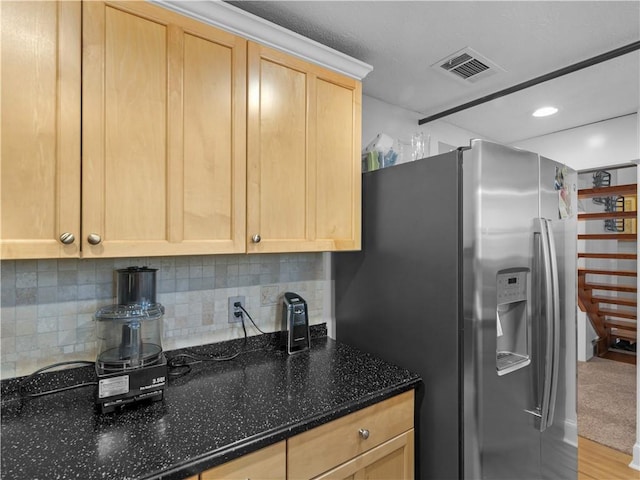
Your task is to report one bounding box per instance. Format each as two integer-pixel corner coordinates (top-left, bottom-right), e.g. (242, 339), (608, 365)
(1, 330), (420, 480)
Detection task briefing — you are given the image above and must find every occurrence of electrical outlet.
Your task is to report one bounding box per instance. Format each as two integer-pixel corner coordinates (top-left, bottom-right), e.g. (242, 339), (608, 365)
(228, 296), (246, 323)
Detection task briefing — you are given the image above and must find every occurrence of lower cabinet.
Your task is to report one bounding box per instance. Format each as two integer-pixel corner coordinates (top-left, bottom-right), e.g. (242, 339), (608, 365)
(313, 430), (414, 480)
(287, 390), (414, 479)
(199, 441), (286, 480)
(197, 390), (415, 480)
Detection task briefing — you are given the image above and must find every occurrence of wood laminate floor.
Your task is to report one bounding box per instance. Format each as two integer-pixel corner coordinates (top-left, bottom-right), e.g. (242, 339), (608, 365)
(579, 436), (640, 480)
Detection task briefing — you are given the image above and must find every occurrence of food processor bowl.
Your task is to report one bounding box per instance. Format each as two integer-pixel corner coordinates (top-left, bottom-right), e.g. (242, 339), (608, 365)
(95, 304), (164, 372)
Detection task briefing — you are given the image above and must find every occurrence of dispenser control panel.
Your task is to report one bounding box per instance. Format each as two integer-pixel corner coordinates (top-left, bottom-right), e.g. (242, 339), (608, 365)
(497, 269), (527, 303)
(495, 267), (531, 376)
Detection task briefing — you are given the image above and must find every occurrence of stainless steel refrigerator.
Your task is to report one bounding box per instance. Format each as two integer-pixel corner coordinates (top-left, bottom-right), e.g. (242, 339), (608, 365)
(334, 139), (578, 480)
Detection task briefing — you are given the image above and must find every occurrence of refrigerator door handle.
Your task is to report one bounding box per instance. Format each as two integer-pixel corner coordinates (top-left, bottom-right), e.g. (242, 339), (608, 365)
(536, 218), (560, 432)
(544, 218), (561, 429)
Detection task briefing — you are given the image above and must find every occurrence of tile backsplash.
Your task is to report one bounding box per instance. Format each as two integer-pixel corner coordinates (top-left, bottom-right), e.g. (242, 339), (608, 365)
(0, 253), (326, 379)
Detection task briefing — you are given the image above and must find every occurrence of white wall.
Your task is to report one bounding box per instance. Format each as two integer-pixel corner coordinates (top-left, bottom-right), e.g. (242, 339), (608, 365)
(362, 95), (491, 155)
(512, 114), (639, 170)
(363, 98), (639, 169)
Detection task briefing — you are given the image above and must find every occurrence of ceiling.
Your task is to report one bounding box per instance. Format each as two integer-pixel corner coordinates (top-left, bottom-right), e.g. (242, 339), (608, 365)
(227, 1), (640, 144)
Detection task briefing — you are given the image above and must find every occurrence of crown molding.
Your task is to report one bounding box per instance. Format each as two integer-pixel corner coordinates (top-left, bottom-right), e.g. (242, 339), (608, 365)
(149, 0), (373, 80)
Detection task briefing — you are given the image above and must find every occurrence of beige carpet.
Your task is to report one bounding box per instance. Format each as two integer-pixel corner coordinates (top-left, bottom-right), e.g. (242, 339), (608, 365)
(578, 357), (637, 454)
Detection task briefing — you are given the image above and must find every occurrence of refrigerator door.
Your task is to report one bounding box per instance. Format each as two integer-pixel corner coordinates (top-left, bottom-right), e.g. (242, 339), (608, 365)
(462, 140), (542, 480)
(538, 157), (578, 479)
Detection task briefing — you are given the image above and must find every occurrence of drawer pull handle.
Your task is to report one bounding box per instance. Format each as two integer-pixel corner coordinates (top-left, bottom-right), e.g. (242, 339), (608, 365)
(358, 428), (370, 440)
(60, 232), (75, 245)
(252, 234), (261, 243)
(87, 233), (102, 245)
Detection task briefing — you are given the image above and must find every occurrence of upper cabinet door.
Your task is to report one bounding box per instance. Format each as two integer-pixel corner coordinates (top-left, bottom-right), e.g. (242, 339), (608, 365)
(82, 1), (246, 257)
(1, 1), (81, 259)
(314, 69), (362, 251)
(247, 42), (361, 253)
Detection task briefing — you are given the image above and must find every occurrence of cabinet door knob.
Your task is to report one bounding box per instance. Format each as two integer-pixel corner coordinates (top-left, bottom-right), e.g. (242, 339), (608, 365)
(359, 428), (370, 440)
(87, 233), (102, 245)
(251, 234), (261, 243)
(59, 232), (75, 245)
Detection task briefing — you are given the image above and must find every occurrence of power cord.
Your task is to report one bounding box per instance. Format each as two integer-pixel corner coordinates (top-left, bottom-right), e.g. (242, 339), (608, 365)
(18, 360), (97, 398)
(168, 304), (275, 378)
(167, 350), (241, 377)
(235, 303), (273, 335)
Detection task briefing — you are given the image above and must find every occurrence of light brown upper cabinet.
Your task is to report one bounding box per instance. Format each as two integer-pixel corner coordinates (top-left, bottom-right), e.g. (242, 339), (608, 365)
(82, 1), (246, 257)
(247, 42), (362, 253)
(2, 1), (362, 260)
(1, 1), (82, 259)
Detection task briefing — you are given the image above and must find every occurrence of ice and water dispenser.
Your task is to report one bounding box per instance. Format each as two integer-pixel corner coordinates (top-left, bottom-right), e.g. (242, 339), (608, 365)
(496, 268), (531, 376)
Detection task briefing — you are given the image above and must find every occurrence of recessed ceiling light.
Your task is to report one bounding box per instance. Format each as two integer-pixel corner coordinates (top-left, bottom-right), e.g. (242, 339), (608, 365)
(532, 106), (558, 117)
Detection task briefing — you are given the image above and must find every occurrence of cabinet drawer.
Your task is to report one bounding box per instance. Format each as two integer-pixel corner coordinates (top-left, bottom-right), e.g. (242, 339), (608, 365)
(287, 390), (414, 479)
(201, 441), (286, 480)
(313, 430), (415, 480)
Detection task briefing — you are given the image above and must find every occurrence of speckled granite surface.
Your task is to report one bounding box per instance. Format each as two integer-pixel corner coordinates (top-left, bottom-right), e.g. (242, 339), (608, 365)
(1, 329), (420, 480)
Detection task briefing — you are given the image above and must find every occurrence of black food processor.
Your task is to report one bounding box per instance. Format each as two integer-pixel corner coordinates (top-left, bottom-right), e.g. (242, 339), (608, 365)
(94, 267), (167, 413)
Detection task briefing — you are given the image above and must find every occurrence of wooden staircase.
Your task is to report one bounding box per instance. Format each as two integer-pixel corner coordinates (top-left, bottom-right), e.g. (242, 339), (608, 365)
(577, 179), (638, 357)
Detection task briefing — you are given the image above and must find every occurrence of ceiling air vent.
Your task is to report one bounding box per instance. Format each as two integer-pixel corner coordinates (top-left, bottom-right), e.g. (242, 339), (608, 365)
(432, 47), (504, 84)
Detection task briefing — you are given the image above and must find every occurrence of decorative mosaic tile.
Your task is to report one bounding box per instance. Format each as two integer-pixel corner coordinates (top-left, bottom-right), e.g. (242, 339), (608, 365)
(0, 253), (327, 379)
